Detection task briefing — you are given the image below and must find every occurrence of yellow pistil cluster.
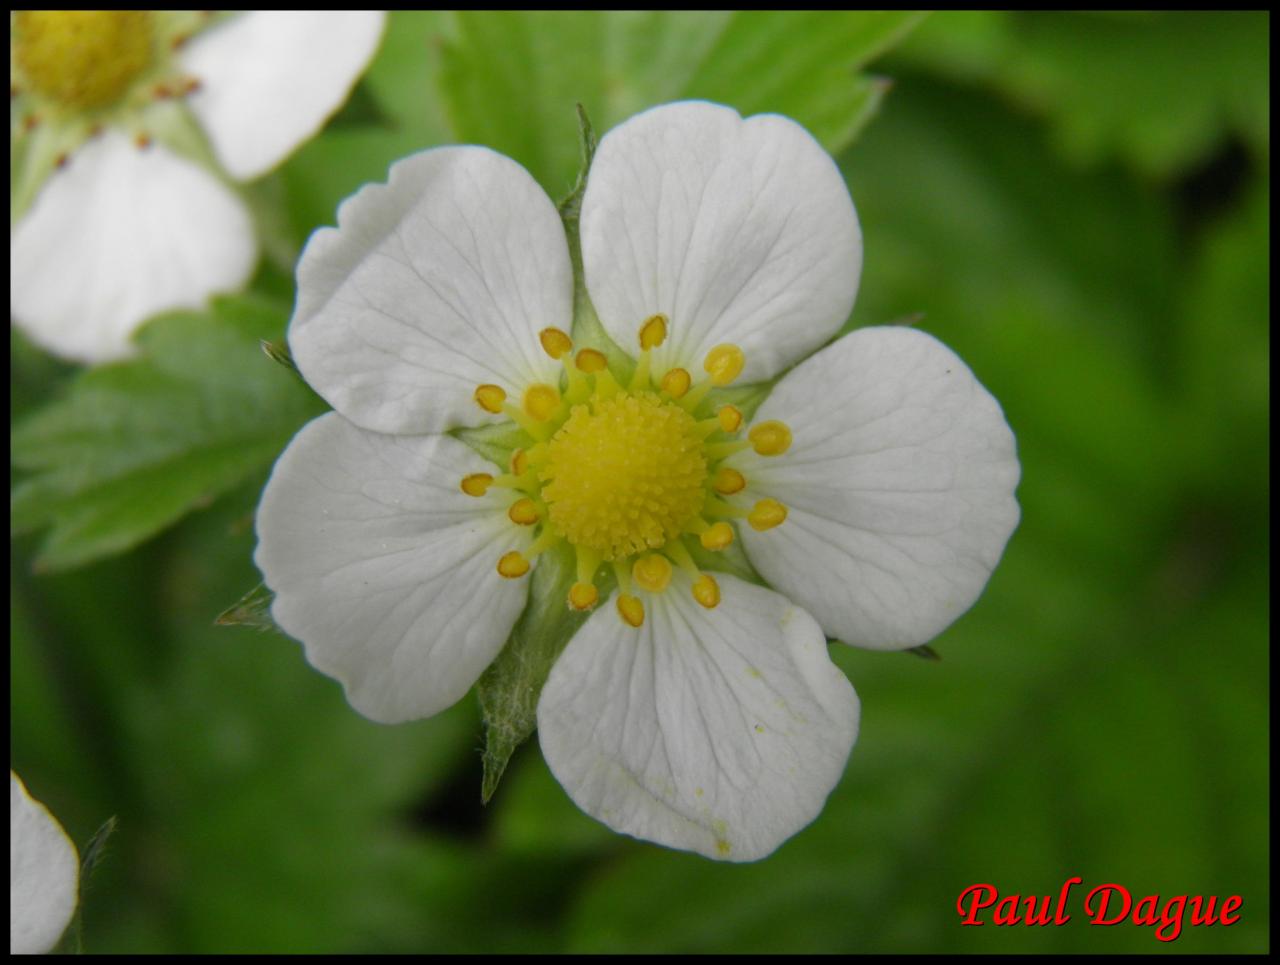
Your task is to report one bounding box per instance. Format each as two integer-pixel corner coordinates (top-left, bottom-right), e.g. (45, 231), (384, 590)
(14, 12), (157, 111)
(461, 315), (793, 627)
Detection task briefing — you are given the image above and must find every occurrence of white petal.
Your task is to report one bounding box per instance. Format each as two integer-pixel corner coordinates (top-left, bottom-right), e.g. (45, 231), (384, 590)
(254, 412), (531, 724)
(734, 327), (1021, 650)
(9, 133), (256, 364)
(181, 11), (387, 181)
(580, 101), (861, 380)
(537, 573), (858, 861)
(289, 147), (570, 435)
(10, 772), (78, 955)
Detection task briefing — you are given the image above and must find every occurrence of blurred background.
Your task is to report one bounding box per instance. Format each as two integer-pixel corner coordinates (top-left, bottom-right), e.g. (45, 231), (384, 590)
(11, 11), (1269, 953)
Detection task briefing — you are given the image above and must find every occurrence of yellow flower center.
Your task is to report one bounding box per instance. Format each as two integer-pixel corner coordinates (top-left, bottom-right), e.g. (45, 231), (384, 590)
(542, 393), (708, 560)
(463, 315), (795, 627)
(15, 11), (156, 111)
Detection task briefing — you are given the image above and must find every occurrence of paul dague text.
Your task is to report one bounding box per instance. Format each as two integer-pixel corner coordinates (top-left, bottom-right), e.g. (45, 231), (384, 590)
(957, 878), (1242, 942)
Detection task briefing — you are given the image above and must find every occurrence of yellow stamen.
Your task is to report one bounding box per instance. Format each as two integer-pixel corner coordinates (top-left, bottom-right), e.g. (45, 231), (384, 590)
(639, 314), (668, 350)
(575, 348), (607, 373)
(632, 553), (673, 594)
(704, 498), (749, 519)
(748, 420), (792, 456)
(474, 383), (506, 414)
(617, 593), (645, 628)
(748, 498), (788, 531)
(507, 497), (539, 525)
(489, 471), (537, 494)
(699, 522), (734, 552)
(704, 344), (745, 386)
(592, 366), (623, 399)
(693, 417), (724, 440)
(663, 539), (700, 577)
(524, 527), (560, 558)
(677, 379), (714, 413)
(460, 473), (493, 497)
(523, 383), (561, 422)
(692, 573), (721, 609)
(568, 581), (599, 611)
(539, 327), (573, 360)
(510, 448), (529, 476)
(706, 439), (752, 461)
(712, 467), (746, 495)
(497, 551), (530, 578)
(611, 559), (634, 595)
(660, 368), (692, 399)
(717, 405), (743, 433)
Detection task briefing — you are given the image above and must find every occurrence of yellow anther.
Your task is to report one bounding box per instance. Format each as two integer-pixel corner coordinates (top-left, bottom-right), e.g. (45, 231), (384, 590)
(699, 522), (735, 552)
(617, 593), (645, 628)
(692, 573), (721, 609)
(704, 344), (745, 386)
(539, 327), (573, 359)
(523, 383), (560, 422)
(568, 581), (599, 611)
(475, 383), (506, 414)
(497, 551), (531, 578)
(717, 405), (743, 433)
(632, 553), (674, 594)
(510, 448), (529, 476)
(660, 368), (692, 399)
(575, 348), (608, 373)
(508, 497), (539, 525)
(712, 467), (746, 495)
(748, 498), (788, 532)
(748, 420), (792, 456)
(460, 473), (493, 497)
(639, 314), (668, 350)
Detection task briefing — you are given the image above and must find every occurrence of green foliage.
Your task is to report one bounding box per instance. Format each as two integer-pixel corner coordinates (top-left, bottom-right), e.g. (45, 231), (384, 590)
(436, 10), (925, 193)
(896, 11), (1270, 178)
(11, 297), (324, 571)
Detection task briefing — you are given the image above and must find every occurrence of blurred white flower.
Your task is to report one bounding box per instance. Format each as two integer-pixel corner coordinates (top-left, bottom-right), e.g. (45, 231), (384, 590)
(255, 101), (1021, 860)
(10, 772), (78, 955)
(9, 11), (387, 363)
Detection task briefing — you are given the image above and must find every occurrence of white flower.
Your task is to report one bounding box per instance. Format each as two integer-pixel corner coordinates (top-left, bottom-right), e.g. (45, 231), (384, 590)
(9, 11), (387, 363)
(254, 101), (1021, 860)
(10, 772), (78, 955)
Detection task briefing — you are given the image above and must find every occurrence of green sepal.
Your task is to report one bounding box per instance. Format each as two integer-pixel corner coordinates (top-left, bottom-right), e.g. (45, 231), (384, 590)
(452, 421), (530, 470)
(477, 541), (614, 803)
(215, 581), (282, 633)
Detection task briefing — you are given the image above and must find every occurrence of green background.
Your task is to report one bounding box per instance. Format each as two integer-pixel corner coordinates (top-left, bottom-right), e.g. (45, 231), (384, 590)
(11, 11), (1269, 953)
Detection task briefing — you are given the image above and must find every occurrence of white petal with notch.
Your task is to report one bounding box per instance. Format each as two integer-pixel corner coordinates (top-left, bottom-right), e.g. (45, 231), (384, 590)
(734, 326), (1021, 650)
(580, 100), (861, 381)
(538, 573), (858, 861)
(255, 413), (531, 724)
(289, 147), (570, 435)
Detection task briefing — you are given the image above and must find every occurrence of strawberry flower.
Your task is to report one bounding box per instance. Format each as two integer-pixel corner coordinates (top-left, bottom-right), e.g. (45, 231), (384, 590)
(254, 101), (1021, 860)
(10, 11), (386, 363)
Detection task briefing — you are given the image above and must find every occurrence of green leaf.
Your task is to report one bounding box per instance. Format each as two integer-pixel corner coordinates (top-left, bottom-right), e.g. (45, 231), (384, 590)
(896, 11), (1270, 177)
(11, 296), (325, 572)
(435, 10), (926, 194)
